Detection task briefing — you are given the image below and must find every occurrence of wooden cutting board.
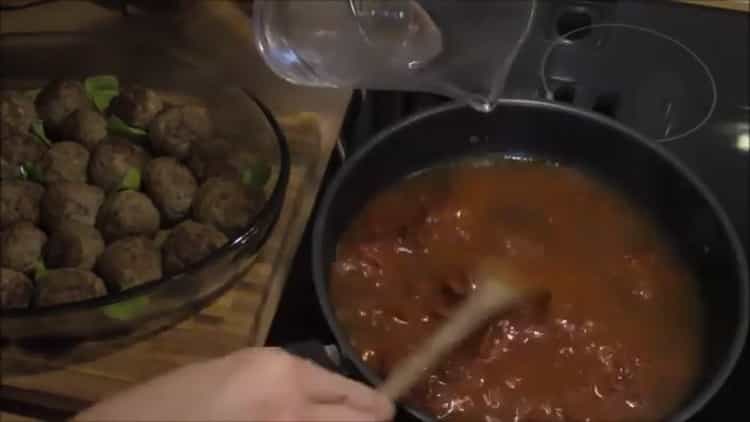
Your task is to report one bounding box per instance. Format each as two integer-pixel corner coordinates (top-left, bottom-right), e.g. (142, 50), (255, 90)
(675, 0), (749, 12)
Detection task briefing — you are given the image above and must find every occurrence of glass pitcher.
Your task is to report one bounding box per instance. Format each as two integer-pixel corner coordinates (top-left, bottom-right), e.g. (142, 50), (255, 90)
(254, 0), (538, 111)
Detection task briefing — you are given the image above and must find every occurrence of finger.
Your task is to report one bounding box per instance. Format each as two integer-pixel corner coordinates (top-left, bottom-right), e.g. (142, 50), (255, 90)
(298, 360), (394, 418)
(307, 403), (394, 422)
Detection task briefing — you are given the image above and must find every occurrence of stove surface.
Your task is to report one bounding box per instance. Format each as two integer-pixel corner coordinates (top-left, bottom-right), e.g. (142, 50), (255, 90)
(268, 2), (748, 421)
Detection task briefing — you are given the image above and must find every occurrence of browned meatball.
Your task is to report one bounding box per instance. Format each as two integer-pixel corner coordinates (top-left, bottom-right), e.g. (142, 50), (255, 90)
(1, 91), (37, 137)
(0, 132), (46, 180)
(0, 162), (15, 181)
(0, 180), (44, 229)
(149, 105), (212, 159)
(143, 157), (197, 222)
(34, 80), (90, 134)
(108, 85), (164, 128)
(152, 229), (172, 250)
(189, 145), (267, 185)
(192, 177), (263, 236)
(45, 221), (105, 270)
(0, 222), (47, 273)
(41, 182), (104, 231)
(88, 138), (150, 192)
(40, 141), (90, 184)
(1, 268), (34, 309)
(96, 236), (162, 290)
(162, 220), (227, 274)
(186, 137), (234, 182)
(37, 269), (107, 307)
(222, 150), (269, 184)
(61, 109), (107, 150)
(97, 191), (160, 241)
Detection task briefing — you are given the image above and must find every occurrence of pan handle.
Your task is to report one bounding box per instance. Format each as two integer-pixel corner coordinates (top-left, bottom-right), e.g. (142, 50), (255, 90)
(283, 341), (346, 374)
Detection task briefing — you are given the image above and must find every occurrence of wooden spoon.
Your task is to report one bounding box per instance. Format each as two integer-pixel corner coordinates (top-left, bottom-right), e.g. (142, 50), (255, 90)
(377, 261), (542, 400)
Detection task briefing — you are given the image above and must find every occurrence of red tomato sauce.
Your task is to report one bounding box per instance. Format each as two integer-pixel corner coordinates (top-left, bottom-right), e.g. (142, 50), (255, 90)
(330, 160), (703, 422)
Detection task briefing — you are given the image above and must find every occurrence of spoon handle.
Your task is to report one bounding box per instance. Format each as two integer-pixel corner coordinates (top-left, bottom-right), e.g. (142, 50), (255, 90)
(378, 281), (521, 400)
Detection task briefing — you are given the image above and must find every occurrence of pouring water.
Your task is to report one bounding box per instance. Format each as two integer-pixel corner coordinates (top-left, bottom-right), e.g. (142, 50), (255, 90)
(253, 0), (537, 112)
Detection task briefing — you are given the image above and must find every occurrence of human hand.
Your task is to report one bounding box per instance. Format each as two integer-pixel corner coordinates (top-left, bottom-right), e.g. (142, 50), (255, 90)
(77, 347), (394, 421)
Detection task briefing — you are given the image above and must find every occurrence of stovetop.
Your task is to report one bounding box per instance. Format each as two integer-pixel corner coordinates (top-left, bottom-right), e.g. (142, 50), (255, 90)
(268, 1), (748, 421)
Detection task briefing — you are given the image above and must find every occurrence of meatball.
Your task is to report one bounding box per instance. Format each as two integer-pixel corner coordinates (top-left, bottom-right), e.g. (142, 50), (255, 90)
(0, 180), (44, 229)
(88, 138), (150, 192)
(40, 141), (90, 183)
(41, 182), (104, 231)
(149, 105), (212, 159)
(1, 268), (34, 309)
(96, 236), (162, 290)
(192, 177), (263, 236)
(108, 85), (164, 128)
(143, 157), (197, 222)
(187, 137), (234, 182)
(152, 229), (172, 250)
(61, 109), (107, 150)
(97, 190), (160, 241)
(0, 222), (47, 273)
(0, 131), (46, 180)
(45, 221), (105, 270)
(162, 220), (227, 274)
(189, 143), (267, 184)
(34, 80), (90, 134)
(37, 269), (107, 307)
(1, 91), (37, 137)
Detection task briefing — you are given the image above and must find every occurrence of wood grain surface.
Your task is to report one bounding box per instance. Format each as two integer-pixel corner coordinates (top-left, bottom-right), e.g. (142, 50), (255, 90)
(676, 0), (749, 12)
(0, 412), (39, 422)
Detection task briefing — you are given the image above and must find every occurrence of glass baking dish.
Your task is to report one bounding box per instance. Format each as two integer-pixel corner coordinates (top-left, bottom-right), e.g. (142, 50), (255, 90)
(0, 30), (290, 341)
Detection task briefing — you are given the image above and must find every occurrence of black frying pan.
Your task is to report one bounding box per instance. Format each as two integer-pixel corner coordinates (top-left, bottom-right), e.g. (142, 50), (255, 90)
(309, 99), (748, 421)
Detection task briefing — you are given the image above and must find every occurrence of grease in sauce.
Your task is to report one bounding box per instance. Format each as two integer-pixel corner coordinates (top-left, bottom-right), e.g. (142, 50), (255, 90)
(330, 160), (703, 422)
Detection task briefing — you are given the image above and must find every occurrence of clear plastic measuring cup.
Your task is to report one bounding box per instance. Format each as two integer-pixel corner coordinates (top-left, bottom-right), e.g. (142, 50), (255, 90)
(254, 0), (537, 111)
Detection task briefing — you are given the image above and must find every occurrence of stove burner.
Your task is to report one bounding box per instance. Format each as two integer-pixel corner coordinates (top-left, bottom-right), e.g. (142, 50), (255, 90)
(540, 23), (717, 143)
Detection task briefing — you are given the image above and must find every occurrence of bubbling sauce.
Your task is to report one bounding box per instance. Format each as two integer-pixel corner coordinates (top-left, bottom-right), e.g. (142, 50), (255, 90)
(330, 160), (703, 422)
